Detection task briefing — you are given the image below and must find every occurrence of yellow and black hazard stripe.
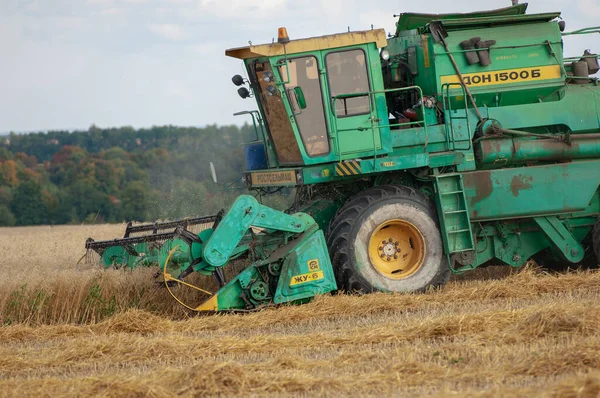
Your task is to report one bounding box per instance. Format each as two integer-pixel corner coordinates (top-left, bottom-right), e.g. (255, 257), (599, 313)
(335, 161), (362, 176)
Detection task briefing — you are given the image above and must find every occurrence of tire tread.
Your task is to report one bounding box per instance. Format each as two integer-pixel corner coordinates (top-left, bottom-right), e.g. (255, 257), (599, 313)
(326, 185), (449, 293)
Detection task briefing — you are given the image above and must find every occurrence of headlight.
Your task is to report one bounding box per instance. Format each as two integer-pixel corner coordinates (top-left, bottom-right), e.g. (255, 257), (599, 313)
(265, 85), (278, 96)
(262, 71), (274, 83)
(381, 50), (390, 61)
(237, 87), (251, 99)
(232, 75), (244, 86)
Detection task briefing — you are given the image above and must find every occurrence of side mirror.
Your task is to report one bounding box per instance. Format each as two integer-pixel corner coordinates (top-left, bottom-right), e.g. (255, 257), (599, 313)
(238, 87), (251, 99)
(293, 86), (307, 109)
(232, 75), (245, 86)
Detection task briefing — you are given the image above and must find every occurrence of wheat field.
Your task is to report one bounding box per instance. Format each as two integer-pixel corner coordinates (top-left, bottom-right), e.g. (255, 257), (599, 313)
(0, 225), (599, 397)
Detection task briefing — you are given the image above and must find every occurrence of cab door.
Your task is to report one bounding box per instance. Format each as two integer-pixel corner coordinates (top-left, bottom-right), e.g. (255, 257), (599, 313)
(278, 56), (331, 160)
(324, 48), (382, 157)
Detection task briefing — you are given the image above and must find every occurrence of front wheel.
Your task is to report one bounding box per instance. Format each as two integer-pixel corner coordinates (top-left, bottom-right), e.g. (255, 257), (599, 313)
(326, 185), (450, 293)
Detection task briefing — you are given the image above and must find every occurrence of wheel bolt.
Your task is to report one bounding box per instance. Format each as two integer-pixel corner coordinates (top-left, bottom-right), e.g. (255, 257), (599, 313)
(394, 241), (399, 246)
(387, 256), (391, 261)
(394, 255), (398, 259)
(380, 254), (385, 258)
(382, 240), (387, 244)
(379, 246), (383, 251)
(389, 238), (393, 243)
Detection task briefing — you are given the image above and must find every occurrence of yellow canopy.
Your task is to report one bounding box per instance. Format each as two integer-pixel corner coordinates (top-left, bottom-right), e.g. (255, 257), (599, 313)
(226, 29), (387, 60)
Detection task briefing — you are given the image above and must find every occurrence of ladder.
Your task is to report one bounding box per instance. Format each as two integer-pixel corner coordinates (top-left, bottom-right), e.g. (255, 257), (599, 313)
(435, 174), (475, 257)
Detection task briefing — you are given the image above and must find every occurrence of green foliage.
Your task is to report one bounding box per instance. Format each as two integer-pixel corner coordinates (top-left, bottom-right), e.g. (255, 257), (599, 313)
(84, 281), (117, 319)
(0, 205), (16, 226)
(0, 124), (264, 225)
(11, 180), (48, 225)
(61, 180), (112, 224)
(3, 285), (27, 325)
(121, 181), (150, 221)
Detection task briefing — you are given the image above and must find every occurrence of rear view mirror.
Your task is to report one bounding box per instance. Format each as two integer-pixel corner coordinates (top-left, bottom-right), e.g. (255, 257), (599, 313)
(293, 86), (307, 109)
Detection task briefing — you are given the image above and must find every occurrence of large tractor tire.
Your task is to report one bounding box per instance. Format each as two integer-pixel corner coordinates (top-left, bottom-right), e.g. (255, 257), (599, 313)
(534, 218), (600, 271)
(326, 185), (450, 293)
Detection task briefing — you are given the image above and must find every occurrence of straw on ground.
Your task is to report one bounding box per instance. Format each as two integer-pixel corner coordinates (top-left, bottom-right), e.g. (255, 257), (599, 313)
(0, 225), (599, 397)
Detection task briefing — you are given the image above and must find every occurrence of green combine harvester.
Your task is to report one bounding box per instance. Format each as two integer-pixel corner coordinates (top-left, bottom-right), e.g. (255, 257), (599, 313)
(86, 3), (600, 311)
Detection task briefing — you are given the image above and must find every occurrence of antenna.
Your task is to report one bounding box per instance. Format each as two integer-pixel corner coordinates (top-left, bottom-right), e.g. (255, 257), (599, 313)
(210, 162), (218, 184)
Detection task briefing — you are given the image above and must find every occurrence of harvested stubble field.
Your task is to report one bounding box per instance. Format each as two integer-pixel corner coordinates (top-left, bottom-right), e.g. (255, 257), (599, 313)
(0, 225), (599, 397)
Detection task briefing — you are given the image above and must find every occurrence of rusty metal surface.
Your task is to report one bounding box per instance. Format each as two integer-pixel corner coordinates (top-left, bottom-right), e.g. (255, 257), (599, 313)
(478, 136), (600, 166)
(462, 160), (600, 220)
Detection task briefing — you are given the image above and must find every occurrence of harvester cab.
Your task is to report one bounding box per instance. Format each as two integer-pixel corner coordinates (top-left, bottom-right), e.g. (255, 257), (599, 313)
(87, 3), (600, 312)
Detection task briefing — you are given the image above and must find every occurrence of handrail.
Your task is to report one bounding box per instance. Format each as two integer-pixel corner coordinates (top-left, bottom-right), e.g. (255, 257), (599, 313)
(562, 26), (600, 36)
(331, 86), (430, 167)
(564, 54), (600, 62)
(441, 82), (473, 151)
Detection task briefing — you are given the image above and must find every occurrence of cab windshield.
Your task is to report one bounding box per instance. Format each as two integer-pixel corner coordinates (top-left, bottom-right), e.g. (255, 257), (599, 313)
(248, 60), (303, 165)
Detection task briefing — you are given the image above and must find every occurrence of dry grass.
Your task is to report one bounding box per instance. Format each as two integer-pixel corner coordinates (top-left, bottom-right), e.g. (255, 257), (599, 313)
(0, 225), (599, 397)
(0, 225), (209, 325)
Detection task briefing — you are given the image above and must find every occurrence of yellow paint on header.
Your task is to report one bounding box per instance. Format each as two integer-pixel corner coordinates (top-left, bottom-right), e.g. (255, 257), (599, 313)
(290, 271), (324, 286)
(440, 65), (562, 88)
(195, 295), (218, 312)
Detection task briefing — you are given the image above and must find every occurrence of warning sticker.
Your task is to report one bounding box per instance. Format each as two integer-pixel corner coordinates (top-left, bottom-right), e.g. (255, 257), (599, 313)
(307, 259), (320, 271)
(290, 271), (324, 286)
(440, 65), (561, 88)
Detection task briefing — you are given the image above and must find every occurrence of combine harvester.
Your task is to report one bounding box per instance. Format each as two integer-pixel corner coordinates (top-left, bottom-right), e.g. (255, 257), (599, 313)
(86, 3), (600, 311)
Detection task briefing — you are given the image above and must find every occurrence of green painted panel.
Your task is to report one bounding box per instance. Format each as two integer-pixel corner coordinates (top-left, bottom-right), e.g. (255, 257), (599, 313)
(486, 85), (600, 132)
(395, 4), (528, 33)
(462, 160), (600, 221)
(432, 21), (565, 111)
(274, 230), (337, 303)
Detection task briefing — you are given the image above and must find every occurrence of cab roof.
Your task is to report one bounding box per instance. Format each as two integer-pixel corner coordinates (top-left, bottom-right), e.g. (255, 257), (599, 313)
(226, 29), (387, 60)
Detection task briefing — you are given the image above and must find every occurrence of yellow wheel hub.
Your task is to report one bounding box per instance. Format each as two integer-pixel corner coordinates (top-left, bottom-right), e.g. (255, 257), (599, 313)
(368, 219), (426, 279)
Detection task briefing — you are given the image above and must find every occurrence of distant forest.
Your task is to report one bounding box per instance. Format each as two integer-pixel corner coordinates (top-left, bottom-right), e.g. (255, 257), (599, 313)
(0, 125), (286, 226)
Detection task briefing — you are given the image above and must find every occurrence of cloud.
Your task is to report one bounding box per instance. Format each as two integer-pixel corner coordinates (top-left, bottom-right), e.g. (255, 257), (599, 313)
(195, 0), (287, 18)
(578, 0), (600, 17)
(186, 42), (218, 55)
(3, 0), (600, 132)
(98, 7), (125, 16)
(148, 23), (188, 41)
(87, 0), (114, 5)
(163, 79), (194, 101)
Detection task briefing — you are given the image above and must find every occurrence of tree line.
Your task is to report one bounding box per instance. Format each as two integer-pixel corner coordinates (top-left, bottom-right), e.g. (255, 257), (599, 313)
(0, 124), (278, 226)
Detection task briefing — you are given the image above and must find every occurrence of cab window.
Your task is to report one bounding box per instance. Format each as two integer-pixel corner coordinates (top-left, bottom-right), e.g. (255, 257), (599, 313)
(280, 56), (330, 157)
(326, 49), (371, 117)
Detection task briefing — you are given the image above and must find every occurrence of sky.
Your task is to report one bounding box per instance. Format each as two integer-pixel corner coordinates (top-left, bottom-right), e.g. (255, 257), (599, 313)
(1, 0), (599, 132)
